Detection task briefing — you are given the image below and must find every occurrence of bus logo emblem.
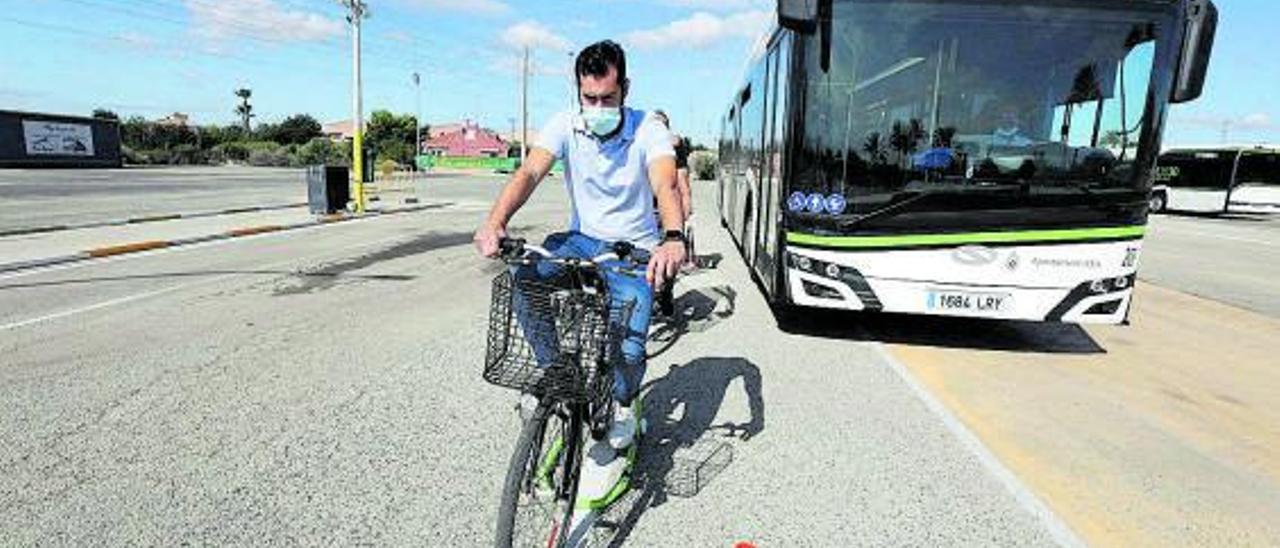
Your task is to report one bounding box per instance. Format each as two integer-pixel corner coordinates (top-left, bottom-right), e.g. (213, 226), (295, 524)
(953, 245), (998, 266)
(806, 193), (825, 213)
(825, 194), (847, 215)
(787, 192), (807, 212)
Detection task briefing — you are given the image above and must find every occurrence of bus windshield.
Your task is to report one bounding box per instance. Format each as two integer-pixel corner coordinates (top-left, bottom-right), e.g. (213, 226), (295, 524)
(791, 0), (1177, 234)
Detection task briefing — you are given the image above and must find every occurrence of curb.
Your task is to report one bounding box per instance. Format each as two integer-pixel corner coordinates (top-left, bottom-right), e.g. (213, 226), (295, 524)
(0, 202), (309, 239)
(0, 202), (449, 275)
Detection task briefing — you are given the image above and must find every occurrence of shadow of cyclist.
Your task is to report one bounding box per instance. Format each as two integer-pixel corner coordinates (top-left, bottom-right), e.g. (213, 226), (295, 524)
(587, 357), (764, 547)
(647, 285), (737, 360)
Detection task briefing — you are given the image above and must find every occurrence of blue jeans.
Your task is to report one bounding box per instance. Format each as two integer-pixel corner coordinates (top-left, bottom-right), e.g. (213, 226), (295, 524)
(512, 232), (653, 405)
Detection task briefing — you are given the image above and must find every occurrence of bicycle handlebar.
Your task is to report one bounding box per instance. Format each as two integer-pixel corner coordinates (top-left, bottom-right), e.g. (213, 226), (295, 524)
(497, 237), (642, 269)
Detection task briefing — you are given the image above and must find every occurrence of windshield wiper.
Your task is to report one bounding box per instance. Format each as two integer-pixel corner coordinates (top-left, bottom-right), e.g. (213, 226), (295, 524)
(837, 183), (1024, 229)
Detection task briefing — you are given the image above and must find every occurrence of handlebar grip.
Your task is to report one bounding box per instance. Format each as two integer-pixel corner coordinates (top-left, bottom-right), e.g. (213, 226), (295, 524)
(611, 241), (635, 260)
(498, 237), (526, 256)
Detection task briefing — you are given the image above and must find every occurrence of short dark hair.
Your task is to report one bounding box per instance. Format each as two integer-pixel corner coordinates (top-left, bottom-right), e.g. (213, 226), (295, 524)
(575, 40), (627, 89)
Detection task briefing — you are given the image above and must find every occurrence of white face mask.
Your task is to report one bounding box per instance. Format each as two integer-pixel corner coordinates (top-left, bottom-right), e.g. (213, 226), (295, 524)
(581, 106), (622, 137)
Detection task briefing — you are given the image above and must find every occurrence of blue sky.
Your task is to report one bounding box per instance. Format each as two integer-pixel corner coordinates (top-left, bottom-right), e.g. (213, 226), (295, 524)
(0, 0), (1275, 147)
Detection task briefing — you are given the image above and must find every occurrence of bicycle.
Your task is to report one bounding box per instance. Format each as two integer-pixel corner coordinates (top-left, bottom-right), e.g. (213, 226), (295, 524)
(485, 236), (649, 548)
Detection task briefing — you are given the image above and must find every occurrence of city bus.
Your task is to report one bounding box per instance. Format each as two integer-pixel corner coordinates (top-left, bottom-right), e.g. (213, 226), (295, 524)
(717, 0), (1217, 324)
(1151, 146), (1280, 213)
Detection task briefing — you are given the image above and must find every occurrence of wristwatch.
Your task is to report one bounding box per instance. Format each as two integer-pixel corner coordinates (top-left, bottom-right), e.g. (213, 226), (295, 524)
(662, 229), (686, 244)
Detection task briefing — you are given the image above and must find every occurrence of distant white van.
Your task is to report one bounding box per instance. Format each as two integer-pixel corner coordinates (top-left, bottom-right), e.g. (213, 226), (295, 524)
(1151, 146), (1280, 214)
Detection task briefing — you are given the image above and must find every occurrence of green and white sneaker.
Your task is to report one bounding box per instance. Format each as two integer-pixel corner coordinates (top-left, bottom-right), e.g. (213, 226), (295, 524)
(576, 440), (636, 510)
(607, 403), (638, 450)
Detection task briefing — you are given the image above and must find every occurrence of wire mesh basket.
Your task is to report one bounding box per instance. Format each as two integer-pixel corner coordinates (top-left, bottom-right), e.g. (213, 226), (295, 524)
(484, 270), (631, 405)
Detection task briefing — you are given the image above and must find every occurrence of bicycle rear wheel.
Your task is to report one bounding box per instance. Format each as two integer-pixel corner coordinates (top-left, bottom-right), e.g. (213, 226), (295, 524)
(495, 402), (584, 548)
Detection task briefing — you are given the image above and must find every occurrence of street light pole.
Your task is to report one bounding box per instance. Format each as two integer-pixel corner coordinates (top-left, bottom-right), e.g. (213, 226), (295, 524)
(521, 45), (529, 161)
(413, 71), (422, 173)
(340, 0), (369, 213)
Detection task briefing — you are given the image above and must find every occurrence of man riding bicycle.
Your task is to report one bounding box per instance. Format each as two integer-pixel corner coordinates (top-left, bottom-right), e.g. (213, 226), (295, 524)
(473, 40), (686, 504)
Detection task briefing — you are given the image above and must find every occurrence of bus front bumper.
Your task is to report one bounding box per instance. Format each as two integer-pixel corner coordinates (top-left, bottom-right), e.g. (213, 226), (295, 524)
(785, 254), (1135, 324)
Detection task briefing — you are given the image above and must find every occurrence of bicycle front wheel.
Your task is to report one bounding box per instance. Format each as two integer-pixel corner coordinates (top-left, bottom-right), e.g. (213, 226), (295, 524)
(495, 402), (584, 548)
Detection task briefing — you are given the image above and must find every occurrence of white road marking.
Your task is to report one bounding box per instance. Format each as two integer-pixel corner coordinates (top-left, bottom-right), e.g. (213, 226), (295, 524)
(1153, 219), (1278, 247)
(0, 209), (413, 282)
(0, 280), (227, 332)
(871, 344), (1085, 548)
(0, 226), (423, 332)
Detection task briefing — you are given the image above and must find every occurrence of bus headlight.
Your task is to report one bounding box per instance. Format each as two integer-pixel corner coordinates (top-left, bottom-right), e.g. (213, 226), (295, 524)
(797, 256), (812, 271)
(1089, 280), (1109, 294)
(1113, 276), (1130, 290)
(825, 263), (842, 278)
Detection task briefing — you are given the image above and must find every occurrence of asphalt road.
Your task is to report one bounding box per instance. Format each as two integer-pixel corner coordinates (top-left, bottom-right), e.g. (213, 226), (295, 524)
(1142, 211), (1280, 318)
(0, 177), (1061, 546)
(0, 166), (310, 231)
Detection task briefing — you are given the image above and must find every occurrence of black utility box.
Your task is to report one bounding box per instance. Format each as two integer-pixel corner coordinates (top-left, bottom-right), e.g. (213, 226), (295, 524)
(307, 165), (350, 214)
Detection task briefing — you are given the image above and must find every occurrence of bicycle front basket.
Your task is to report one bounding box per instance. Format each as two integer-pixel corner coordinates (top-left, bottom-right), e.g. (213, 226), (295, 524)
(484, 271), (613, 403)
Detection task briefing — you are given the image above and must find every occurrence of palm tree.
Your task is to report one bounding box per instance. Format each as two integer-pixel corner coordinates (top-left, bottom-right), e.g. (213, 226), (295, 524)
(890, 119), (926, 169)
(932, 126), (957, 148)
(234, 88), (254, 132)
(862, 132), (886, 165)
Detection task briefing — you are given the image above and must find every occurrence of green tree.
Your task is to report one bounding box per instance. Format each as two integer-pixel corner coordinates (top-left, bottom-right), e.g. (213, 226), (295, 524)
(366, 110), (418, 165)
(92, 109), (119, 120)
(269, 114), (323, 145)
(199, 124), (247, 149)
(119, 116), (197, 151)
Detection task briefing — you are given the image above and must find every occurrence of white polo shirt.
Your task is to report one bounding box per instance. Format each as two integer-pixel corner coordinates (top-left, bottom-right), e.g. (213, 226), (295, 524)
(535, 107), (675, 250)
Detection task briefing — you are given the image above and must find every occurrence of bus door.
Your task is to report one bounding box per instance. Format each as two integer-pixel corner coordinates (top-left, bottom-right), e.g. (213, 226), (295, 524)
(757, 34), (791, 294)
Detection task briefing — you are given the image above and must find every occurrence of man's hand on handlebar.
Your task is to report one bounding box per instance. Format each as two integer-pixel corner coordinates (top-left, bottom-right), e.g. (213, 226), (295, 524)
(474, 223), (507, 258)
(647, 240), (686, 289)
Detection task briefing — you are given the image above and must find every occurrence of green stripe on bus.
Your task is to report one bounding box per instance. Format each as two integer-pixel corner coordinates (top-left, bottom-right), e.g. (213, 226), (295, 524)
(786, 225), (1145, 249)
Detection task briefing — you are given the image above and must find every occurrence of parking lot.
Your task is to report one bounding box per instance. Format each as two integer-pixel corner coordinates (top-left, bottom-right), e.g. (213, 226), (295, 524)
(0, 167), (1276, 546)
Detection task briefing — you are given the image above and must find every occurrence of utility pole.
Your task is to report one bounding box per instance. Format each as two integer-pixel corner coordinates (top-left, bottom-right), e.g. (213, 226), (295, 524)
(521, 45), (529, 160)
(568, 50), (577, 109)
(413, 71), (422, 173)
(340, 0), (369, 213)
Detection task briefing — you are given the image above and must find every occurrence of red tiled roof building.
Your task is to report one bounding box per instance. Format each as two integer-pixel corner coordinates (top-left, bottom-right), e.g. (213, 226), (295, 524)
(423, 120), (508, 158)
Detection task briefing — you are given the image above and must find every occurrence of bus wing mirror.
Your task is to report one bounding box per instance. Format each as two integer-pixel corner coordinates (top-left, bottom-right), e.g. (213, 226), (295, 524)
(778, 0), (818, 33)
(1171, 0), (1217, 104)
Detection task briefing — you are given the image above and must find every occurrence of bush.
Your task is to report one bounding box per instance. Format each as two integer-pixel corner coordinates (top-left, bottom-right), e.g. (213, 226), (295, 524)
(137, 148), (171, 165)
(293, 138), (350, 167)
(212, 142), (250, 163)
(170, 144), (205, 165)
(122, 145), (146, 165)
(690, 150), (718, 181)
(247, 145), (291, 167)
(376, 158), (400, 177)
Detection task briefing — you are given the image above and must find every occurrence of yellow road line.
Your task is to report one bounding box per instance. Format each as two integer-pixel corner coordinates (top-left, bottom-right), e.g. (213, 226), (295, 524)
(227, 225), (284, 237)
(87, 241), (170, 257)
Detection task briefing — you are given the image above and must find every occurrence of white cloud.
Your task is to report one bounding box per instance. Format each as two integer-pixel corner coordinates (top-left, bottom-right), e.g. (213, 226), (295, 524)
(491, 55), (573, 78)
(186, 0), (343, 44)
(385, 30), (414, 44)
(501, 21), (573, 52)
(661, 0), (769, 11)
(1239, 112), (1275, 130)
(623, 10), (771, 50)
(114, 31), (159, 51)
(1175, 111), (1276, 130)
(400, 0), (511, 16)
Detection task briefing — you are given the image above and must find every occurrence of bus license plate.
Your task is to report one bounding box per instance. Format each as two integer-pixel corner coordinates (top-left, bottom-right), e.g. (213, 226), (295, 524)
(927, 290), (1011, 314)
